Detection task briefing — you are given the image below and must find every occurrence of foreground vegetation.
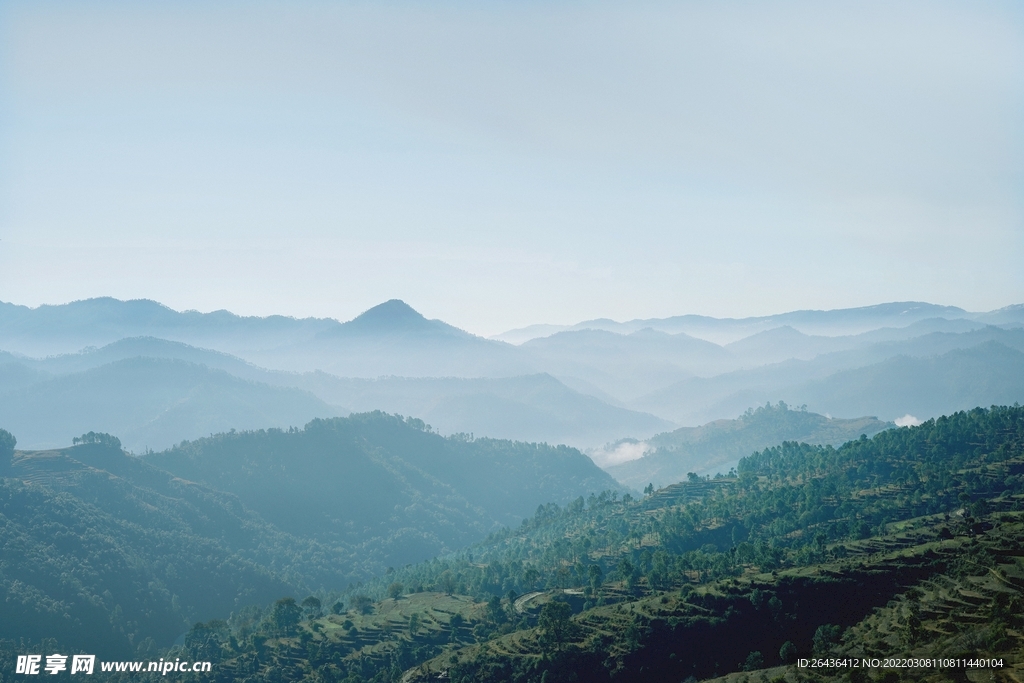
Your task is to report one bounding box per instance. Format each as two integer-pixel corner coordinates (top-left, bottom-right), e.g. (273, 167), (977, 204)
(2, 405), (1023, 681)
(125, 405), (1024, 682)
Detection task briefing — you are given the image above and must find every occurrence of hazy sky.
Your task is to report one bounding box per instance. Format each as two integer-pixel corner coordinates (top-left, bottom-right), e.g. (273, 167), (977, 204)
(1, 1), (1022, 335)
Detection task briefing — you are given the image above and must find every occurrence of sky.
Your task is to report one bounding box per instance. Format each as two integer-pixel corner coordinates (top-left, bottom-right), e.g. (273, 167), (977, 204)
(0, 1), (1022, 336)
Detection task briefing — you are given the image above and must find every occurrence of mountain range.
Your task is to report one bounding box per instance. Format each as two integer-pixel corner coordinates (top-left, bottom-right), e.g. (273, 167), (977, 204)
(1, 297), (1022, 459)
(493, 301), (1024, 344)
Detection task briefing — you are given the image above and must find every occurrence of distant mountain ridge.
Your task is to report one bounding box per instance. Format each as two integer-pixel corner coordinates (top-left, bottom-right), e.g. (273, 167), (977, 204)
(2, 297), (1023, 453)
(6, 297), (1021, 356)
(0, 297), (338, 357)
(0, 356), (339, 452)
(630, 334), (1024, 425)
(0, 297), (540, 377)
(494, 301), (1024, 345)
(297, 373), (671, 447)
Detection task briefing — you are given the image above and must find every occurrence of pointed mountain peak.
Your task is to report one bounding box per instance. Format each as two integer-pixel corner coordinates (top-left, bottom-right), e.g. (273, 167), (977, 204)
(349, 300), (426, 327)
(334, 300), (472, 339)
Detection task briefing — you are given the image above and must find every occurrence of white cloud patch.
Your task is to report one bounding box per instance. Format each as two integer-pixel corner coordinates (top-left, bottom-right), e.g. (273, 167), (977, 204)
(588, 441), (650, 468)
(895, 414), (923, 427)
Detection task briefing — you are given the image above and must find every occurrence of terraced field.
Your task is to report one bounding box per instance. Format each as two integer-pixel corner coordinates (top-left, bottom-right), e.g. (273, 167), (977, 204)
(214, 592), (488, 681)
(405, 506), (1024, 683)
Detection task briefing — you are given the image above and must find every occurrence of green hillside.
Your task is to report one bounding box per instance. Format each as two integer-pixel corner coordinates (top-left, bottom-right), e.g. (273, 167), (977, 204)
(3, 406), (1023, 681)
(0, 414), (619, 664)
(605, 401), (891, 488)
(146, 412), (622, 562)
(184, 405), (1024, 682)
(0, 442), (352, 658)
(137, 507), (1024, 683)
(417, 509), (1024, 683)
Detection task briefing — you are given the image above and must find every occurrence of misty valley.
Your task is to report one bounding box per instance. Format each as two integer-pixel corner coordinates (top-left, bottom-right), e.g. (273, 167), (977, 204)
(2, 299), (1024, 682)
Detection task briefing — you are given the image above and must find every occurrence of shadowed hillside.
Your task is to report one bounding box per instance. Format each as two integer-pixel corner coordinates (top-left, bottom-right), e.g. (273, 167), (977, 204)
(1, 441), (352, 658)
(0, 412), (622, 662)
(145, 412), (622, 556)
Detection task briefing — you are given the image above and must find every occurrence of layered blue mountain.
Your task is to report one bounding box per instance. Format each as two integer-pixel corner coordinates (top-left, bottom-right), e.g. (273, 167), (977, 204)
(0, 328), (669, 452)
(0, 297), (337, 357)
(0, 357), (339, 451)
(495, 301), (1024, 344)
(272, 299), (536, 377)
(630, 328), (1024, 425)
(1, 297), (1022, 458)
(299, 373), (671, 447)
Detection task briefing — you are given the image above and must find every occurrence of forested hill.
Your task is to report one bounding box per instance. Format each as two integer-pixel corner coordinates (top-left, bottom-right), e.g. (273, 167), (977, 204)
(145, 412), (622, 564)
(415, 405), (1024, 683)
(346, 405), (1024, 607)
(183, 405), (1024, 683)
(606, 402), (891, 489)
(0, 441), (352, 658)
(4, 406), (1023, 681)
(0, 414), (620, 664)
